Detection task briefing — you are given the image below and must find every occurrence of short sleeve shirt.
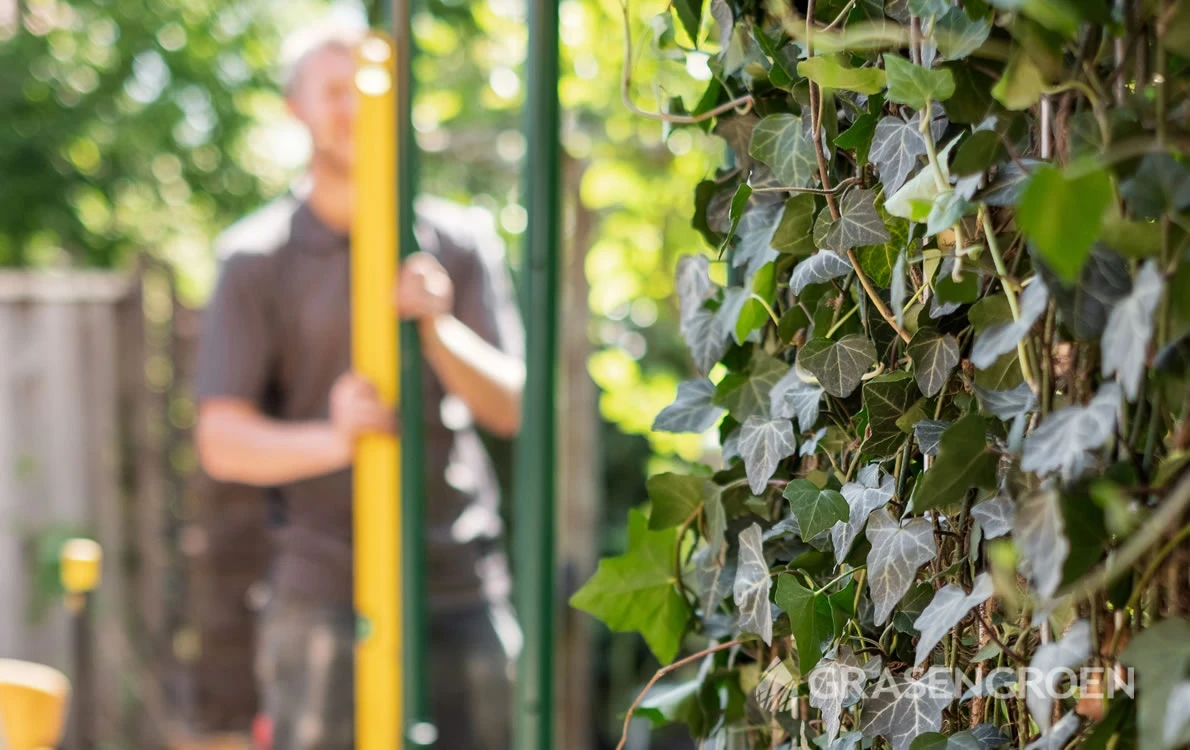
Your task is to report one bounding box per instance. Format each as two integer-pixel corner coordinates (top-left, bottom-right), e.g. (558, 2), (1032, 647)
(194, 194), (523, 611)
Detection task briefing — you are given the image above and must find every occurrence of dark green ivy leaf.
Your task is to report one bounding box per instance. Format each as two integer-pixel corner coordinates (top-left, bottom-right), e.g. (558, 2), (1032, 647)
(799, 334), (877, 397)
(952, 129), (1006, 176)
(647, 472), (710, 529)
(1120, 153), (1190, 220)
(674, 0), (705, 43)
(718, 183), (753, 253)
(784, 479), (851, 540)
(1017, 164), (1113, 282)
(942, 62), (995, 124)
(862, 371), (921, 457)
(822, 189), (892, 252)
(775, 574), (835, 673)
(749, 114), (819, 188)
(913, 414), (997, 512)
(936, 6), (993, 61)
(771, 194), (817, 257)
(908, 328), (961, 397)
(714, 352), (790, 421)
(835, 113), (879, 166)
(884, 54), (956, 109)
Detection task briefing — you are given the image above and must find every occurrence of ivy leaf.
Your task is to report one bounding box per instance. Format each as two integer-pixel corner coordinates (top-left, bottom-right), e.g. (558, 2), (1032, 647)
(913, 419), (951, 457)
(925, 191), (972, 237)
(978, 159), (1042, 206)
(822, 189), (892, 252)
(886, 137), (957, 220)
(715, 352), (790, 422)
(914, 415), (997, 513)
(1024, 712), (1080, 750)
(1027, 620), (1092, 729)
(717, 183), (754, 252)
(855, 206), (911, 288)
(733, 200), (784, 277)
(790, 251), (854, 295)
(647, 473), (709, 530)
(785, 479), (851, 541)
(570, 509), (690, 664)
(835, 113), (879, 167)
(884, 54), (956, 108)
(973, 382), (1037, 419)
(799, 335), (877, 398)
(749, 114), (819, 188)
(770, 368), (824, 432)
(674, 0), (704, 42)
(1119, 153), (1190, 219)
(775, 575), (835, 672)
(1021, 383), (1122, 481)
(676, 254), (717, 337)
(971, 495), (1013, 538)
(684, 308), (731, 375)
(1013, 488), (1069, 599)
(1102, 260), (1163, 401)
(713, 113), (759, 170)
(936, 6), (993, 60)
(798, 53), (887, 94)
(992, 49), (1046, 110)
(832, 471), (896, 565)
(654, 378), (728, 433)
(871, 116), (928, 196)
(908, 328), (960, 397)
(1164, 683), (1190, 747)
(772, 194), (817, 257)
(863, 371), (920, 457)
(866, 509), (938, 625)
(912, 573), (994, 667)
(971, 279), (1049, 369)
(692, 545), (734, 616)
(1121, 618), (1190, 750)
(809, 651), (868, 745)
(1043, 247), (1132, 340)
(734, 523), (773, 644)
(860, 671), (955, 750)
(739, 417), (798, 495)
(891, 249), (908, 326)
(908, 0), (949, 16)
(716, 286), (753, 345)
(969, 724), (1010, 749)
(710, 0), (733, 49)
(1017, 164), (1114, 282)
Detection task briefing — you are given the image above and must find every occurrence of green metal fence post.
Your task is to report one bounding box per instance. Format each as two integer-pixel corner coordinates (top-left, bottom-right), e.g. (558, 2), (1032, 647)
(389, 0), (432, 744)
(514, 0), (561, 747)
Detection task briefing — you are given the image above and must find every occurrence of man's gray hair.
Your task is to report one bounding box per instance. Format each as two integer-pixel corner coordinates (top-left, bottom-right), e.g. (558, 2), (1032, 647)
(279, 21), (368, 95)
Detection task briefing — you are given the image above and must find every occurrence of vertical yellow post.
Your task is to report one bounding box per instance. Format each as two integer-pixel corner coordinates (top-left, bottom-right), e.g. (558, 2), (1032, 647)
(352, 33), (402, 750)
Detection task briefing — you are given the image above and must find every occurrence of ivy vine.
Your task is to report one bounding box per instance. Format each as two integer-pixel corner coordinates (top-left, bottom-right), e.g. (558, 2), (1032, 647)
(573, 0), (1190, 748)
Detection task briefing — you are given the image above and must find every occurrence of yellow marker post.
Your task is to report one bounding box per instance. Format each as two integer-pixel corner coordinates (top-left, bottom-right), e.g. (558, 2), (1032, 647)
(352, 33), (402, 750)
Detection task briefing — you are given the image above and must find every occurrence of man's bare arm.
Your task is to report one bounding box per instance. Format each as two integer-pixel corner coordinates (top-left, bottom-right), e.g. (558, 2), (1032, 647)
(196, 374), (392, 485)
(419, 313), (525, 438)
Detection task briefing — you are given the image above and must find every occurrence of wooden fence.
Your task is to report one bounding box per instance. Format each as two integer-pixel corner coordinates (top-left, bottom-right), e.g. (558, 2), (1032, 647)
(0, 263), (269, 748)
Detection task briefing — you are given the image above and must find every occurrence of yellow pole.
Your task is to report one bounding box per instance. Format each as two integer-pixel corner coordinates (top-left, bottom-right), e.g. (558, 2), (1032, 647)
(352, 33), (402, 750)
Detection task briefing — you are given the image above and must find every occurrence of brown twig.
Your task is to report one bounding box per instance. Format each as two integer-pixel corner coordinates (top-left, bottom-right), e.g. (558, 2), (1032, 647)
(616, 639), (743, 750)
(974, 610), (1028, 665)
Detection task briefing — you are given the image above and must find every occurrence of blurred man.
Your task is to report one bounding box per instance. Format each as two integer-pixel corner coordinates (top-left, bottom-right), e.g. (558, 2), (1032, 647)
(194, 23), (525, 750)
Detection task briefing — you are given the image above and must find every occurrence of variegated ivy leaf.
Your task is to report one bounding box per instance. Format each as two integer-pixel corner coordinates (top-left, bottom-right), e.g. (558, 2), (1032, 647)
(908, 328), (960, 397)
(748, 114), (819, 188)
(913, 573), (994, 667)
(716, 352), (789, 422)
(716, 286), (753, 345)
(913, 419), (951, 456)
(866, 509), (938, 625)
(871, 116), (926, 196)
(798, 334), (877, 398)
(790, 251), (854, 295)
(1024, 712), (1080, 750)
(971, 494), (1013, 538)
(936, 6), (993, 61)
(676, 254), (716, 336)
(739, 417), (798, 495)
(784, 479), (850, 541)
(973, 382), (1037, 419)
(1013, 488), (1069, 599)
(863, 371), (920, 457)
(1121, 618), (1190, 750)
(770, 367), (824, 432)
(821, 189), (892, 253)
(653, 379), (727, 433)
(908, 0), (948, 17)
(808, 649), (870, 744)
(733, 523), (773, 644)
(886, 137), (957, 221)
(860, 671), (956, 750)
(971, 724), (1012, 748)
(892, 248), (909, 327)
(1102, 260), (1163, 400)
(732, 199), (784, 278)
(1021, 383), (1122, 481)
(910, 731), (992, 750)
(693, 545), (735, 616)
(971, 279), (1049, 369)
(1027, 621), (1091, 730)
(1165, 682), (1190, 747)
(978, 159), (1043, 206)
(832, 471), (896, 565)
(683, 307), (731, 375)
(854, 204), (913, 288)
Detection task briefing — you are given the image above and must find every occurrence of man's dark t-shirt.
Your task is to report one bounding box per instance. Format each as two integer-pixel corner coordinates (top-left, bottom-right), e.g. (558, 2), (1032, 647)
(194, 194), (523, 612)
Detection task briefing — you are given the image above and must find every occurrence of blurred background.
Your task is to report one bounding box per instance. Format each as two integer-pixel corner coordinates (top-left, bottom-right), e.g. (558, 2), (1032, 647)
(0, 0), (727, 747)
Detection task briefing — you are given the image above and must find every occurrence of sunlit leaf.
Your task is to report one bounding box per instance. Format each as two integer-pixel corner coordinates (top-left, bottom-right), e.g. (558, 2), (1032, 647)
(913, 573), (994, 667)
(734, 523), (774, 644)
(1017, 164), (1113, 282)
(866, 509), (938, 625)
(884, 54), (956, 108)
(992, 49), (1046, 110)
(798, 53), (887, 94)
(739, 416), (798, 495)
(674, 0), (705, 43)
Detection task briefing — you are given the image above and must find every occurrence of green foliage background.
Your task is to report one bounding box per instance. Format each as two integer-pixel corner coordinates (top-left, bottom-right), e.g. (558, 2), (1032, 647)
(573, 0), (1190, 748)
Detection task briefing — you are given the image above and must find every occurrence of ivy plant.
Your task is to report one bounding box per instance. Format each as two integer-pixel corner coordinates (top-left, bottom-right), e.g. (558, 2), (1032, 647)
(573, 0), (1190, 748)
